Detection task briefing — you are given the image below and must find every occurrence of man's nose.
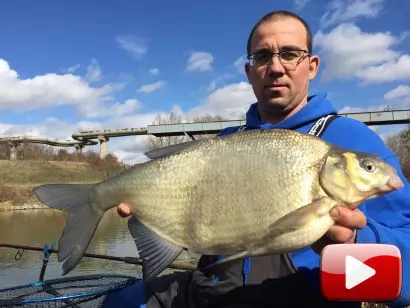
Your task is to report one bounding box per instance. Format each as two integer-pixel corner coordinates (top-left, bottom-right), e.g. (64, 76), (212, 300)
(266, 56), (286, 75)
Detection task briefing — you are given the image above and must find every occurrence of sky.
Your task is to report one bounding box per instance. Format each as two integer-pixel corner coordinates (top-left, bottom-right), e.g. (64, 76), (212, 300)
(0, 0), (409, 164)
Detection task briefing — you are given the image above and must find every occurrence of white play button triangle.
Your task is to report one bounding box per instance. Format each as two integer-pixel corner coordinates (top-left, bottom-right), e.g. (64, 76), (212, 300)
(345, 255), (376, 289)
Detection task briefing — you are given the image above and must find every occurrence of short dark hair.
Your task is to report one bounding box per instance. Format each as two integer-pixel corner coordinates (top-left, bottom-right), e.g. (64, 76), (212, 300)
(246, 10), (313, 56)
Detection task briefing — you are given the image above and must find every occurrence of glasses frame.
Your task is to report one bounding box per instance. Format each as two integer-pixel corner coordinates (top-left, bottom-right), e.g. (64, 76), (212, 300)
(247, 49), (311, 67)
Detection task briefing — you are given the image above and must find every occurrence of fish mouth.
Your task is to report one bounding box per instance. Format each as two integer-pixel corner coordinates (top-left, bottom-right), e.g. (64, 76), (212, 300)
(359, 173), (404, 203)
(381, 173), (404, 191)
(343, 173), (404, 209)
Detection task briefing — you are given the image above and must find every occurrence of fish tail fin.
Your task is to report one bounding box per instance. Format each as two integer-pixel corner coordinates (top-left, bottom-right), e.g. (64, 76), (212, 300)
(33, 183), (103, 275)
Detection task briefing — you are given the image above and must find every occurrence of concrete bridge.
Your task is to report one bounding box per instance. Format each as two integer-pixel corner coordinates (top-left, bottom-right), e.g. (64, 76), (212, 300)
(0, 136), (98, 160)
(0, 109), (409, 160)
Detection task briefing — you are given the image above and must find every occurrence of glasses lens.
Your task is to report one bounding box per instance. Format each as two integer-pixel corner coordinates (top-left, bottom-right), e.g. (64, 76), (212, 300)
(251, 52), (272, 66)
(280, 50), (304, 63)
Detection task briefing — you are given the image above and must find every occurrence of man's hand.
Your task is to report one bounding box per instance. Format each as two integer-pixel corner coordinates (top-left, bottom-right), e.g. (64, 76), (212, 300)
(117, 202), (132, 218)
(312, 206), (367, 254)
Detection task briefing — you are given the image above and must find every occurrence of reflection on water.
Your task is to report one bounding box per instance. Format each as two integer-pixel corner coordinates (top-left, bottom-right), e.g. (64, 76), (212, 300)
(0, 208), (142, 288)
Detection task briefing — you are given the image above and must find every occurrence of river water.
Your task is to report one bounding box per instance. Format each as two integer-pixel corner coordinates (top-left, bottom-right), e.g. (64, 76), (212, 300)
(0, 208), (198, 290)
(0, 209), (390, 308)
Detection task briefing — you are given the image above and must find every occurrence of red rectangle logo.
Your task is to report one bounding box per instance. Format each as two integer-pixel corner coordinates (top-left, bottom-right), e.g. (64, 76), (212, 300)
(320, 243), (402, 302)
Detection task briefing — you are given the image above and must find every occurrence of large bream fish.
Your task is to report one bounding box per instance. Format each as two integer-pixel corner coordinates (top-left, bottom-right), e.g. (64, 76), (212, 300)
(34, 128), (403, 280)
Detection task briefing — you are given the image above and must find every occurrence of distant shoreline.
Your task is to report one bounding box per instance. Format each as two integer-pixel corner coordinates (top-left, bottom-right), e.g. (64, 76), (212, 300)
(0, 159), (114, 211)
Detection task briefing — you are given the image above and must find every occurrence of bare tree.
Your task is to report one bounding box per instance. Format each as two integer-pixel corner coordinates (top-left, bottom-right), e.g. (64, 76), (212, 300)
(191, 114), (229, 140)
(20, 142), (55, 160)
(144, 111), (188, 151)
(0, 143), (10, 160)
(385, 125), (410, 180)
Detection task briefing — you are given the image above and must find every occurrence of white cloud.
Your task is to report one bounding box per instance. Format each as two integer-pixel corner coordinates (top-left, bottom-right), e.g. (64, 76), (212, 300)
(384, 85), (410, 100)
(204, 73), (236, 93)
(186, 51), (214, 72)
(63, 64), (80, 74)
(383, 85), (410, 109)
(108, 136), (152, 165)
(149, 68), (159, 75)
(137, 81), (166, 93)
(0, 58), (122, 117)
(100, 99), (141, 117)
(188, 82), (255, 118)
(314, 23), (410, 84)
(207, 80), (217, 92)
(320, 0), (384, 28)
(116, 35), (148, 59)
(84, 58), (102, 83)
(356, 55), (410, 84)
(233, 56), (247, 74)
(294, 0), (312, 10)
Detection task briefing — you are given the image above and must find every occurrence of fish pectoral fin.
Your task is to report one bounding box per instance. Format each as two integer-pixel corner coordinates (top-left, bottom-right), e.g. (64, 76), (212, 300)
(267, 196), (337, 239)
(127, 217), (183, 280)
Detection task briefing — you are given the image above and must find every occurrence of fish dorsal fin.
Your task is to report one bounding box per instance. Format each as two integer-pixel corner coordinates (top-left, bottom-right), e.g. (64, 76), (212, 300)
(144, 131), (250, 160)
(144, 140), (204, 160)
(127, 217), (183, 280)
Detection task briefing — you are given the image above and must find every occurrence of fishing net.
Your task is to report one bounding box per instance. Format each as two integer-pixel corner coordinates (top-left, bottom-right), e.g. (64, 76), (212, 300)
(0, 274), (139, 307)
(0, 242), (193, 307)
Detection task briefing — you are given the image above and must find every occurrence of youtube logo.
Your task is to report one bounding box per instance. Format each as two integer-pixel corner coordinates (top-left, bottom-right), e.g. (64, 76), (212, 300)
(345, 255), (375, 290)
(320, 244), (402, 302)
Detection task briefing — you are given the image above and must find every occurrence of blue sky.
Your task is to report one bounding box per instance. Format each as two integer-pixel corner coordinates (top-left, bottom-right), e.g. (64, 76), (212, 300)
(0, 0), (409, 163)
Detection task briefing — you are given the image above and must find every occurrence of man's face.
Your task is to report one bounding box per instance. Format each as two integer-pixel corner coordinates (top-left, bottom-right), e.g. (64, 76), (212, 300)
(245, 17), (320, 118)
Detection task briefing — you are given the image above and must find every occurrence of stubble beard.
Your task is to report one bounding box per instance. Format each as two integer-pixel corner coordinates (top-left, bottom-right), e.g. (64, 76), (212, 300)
(258, 90), (308, 123)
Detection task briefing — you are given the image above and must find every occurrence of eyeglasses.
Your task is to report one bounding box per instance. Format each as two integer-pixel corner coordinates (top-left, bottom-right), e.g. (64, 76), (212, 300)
(247, 50), (310, 67)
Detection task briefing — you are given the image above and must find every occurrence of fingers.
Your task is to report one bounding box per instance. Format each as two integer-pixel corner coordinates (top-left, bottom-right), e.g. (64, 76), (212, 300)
(330, 206), (367, 230)
(325, 206), (367, 243)
(312, 207), (367, 255)
(325, 224), (357, 243)
(117, 202), (132, 218)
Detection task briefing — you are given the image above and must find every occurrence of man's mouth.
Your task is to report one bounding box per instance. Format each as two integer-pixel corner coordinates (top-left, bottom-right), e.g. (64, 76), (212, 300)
(265, 85), (287, 91)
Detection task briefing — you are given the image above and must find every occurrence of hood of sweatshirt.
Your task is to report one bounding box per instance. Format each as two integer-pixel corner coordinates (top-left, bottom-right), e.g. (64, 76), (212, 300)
(245, 92), (338, 130)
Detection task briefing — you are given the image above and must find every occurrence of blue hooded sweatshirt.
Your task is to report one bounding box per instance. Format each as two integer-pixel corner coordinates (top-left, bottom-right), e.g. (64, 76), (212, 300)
(216, 92), (410, 307)
(102, 92), (410, 308)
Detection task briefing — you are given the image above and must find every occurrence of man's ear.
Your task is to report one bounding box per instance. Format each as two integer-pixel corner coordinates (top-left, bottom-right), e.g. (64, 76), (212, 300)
(245, 62), (252, 84)
(308, 55), (320, 81)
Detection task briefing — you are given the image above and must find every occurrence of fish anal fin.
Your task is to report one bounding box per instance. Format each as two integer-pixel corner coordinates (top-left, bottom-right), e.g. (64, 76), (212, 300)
(127, 217), (183, 280)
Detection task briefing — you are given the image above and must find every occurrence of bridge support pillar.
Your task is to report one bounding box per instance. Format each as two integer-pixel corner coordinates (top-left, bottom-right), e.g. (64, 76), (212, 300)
(98, 136), (109, 159)
(183, 131), (195, 141)
(8, 142), (19, 160)
(75, 144), (84, 155)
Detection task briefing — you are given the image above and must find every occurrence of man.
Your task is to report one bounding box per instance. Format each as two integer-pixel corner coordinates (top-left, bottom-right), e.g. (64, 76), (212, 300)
(106, 10), (410, 308)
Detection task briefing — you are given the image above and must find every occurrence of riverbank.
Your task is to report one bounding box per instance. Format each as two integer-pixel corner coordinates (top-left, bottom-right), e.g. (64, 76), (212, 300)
(0, 160), (108, 211)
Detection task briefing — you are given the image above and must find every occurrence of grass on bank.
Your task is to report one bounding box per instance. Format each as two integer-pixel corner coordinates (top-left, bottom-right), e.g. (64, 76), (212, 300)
(0, 143), (126, 208)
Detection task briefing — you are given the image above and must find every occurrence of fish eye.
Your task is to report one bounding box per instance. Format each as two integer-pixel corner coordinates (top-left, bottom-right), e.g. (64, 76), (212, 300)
(361, 159), (376, 173)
